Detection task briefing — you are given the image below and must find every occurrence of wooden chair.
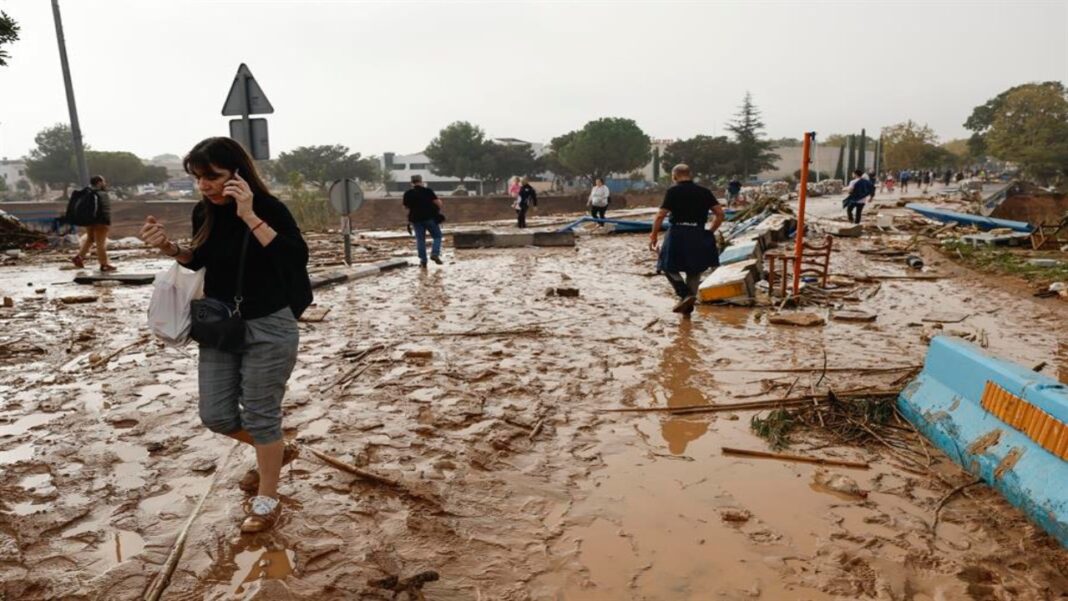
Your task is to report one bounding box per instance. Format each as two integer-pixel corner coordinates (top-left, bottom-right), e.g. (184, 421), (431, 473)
(1030, 216), (1068, 250)
(764, 235), (834, 297)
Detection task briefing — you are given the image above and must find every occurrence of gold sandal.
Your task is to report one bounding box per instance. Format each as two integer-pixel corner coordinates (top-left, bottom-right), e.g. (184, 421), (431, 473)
(240, 497), (282, 533)
(238, 441), (300, 494)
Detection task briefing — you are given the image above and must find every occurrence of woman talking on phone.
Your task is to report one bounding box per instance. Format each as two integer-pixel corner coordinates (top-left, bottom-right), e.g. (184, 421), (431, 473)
(139, 137), (312, 533)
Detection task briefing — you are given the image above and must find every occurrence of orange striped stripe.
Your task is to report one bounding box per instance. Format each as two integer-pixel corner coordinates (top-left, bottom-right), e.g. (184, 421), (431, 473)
(980, 381), (1068, 460)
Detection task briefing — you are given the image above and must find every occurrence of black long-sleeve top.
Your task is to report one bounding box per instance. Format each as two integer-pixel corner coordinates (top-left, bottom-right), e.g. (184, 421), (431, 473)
(183, 195), (313, 319)
(519, 184), (537, 208)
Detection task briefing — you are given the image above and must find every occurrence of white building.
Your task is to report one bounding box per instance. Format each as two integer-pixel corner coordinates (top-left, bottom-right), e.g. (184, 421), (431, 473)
(382, 138), (548, 194)
(0, 159), (30, 189)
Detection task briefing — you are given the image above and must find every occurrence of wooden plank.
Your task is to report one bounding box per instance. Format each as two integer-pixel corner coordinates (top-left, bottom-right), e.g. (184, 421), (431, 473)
(299, 305), (331, 322)
(74, 273), (155, 285)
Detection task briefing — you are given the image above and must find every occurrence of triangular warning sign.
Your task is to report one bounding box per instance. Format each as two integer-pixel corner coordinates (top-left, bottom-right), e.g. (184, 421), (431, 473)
(222, 63), (274, 116)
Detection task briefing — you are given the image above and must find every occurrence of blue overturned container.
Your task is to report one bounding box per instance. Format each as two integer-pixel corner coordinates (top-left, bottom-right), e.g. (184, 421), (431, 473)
(899, 336), (1068, 547)
(905, 203), (1033, 233)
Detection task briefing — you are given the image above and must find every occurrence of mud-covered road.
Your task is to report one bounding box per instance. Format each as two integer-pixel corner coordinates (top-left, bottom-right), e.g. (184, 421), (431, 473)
(2, 197), (1067, 600)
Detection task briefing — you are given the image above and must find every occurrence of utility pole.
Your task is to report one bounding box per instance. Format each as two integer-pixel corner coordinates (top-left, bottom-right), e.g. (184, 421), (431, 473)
(51, 0), (89, 186)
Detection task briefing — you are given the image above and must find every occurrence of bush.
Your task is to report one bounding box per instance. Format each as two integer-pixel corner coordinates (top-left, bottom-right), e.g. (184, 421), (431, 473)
(792, 169), (830, 181)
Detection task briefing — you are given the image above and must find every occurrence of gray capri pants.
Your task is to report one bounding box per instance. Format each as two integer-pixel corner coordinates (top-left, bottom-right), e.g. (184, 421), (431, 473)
(198, 307), (299, 445)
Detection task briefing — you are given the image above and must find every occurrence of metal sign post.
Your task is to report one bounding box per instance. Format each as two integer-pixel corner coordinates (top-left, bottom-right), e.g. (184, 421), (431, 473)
(222, 63), (274, 159)
(329, 178), (365, 266)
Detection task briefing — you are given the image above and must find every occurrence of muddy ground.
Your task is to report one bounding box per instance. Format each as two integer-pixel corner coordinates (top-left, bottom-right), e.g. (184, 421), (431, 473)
(1, 196), (1068, 600)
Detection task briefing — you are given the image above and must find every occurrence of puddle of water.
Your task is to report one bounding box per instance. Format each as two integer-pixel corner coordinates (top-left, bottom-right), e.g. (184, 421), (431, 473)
(18, 472), (55, 495)
(6, 501), (54, 516)
(0, 412), (61, 437)
(209, 545), (295, 597)
(139, 475), (211, 517)
(303, 417), (332, 438)
(0, 442), (35, 464)
(137, 384), (176, 406)
(91, 529), (145, 569)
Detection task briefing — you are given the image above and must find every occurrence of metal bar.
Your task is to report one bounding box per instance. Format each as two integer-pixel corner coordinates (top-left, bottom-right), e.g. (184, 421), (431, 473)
(792, 132), (814, 296)
(50, 0), (89, 186)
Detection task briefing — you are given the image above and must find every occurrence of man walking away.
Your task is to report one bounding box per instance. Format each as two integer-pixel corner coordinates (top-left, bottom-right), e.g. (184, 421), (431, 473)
(402, 175), (444, 268)
(71, 175), (115, 271)
(517, 177), (537, 228)
(899, 169), (910, 193)
(649, 164), (725, 316)
(726, 176), (742, 209)
(842, 169), (874, 225)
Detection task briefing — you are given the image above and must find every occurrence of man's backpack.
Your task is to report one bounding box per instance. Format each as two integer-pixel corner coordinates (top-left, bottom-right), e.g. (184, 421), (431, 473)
(66, 187), (99, 226)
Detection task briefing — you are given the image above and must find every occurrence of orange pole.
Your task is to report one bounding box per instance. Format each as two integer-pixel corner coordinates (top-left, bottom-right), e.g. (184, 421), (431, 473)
(792, 132), (814, 296)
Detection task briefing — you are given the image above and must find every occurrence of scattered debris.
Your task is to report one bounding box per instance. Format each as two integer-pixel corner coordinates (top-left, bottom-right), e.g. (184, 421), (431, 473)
(768, 312), (825, 327)
(812, 470), (869, 498)
(59, 295), (99, 304)
(722, 446), (869, 470)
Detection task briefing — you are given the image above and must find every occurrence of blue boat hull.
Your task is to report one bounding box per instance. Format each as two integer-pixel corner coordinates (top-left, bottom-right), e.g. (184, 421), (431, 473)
(906, 203), (1033, 233)
(899, 337), (1068, 547)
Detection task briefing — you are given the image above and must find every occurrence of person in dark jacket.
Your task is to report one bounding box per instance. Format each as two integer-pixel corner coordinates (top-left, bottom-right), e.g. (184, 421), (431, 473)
(726, 177), (742, 209)
(517, 177), (537, 228)
(402, 174), (445, 267)
(71, 175), (116, 272)
(649, 164), (725, 315)
(138, 137), (311, 534)
(843, 169), (874, 225)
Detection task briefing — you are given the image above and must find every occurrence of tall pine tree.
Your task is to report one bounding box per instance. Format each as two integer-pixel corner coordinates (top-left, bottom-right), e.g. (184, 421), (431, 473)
(858, 129), (867, 172)
(834, 144), (845, 180)
(725, 92), (779, 179)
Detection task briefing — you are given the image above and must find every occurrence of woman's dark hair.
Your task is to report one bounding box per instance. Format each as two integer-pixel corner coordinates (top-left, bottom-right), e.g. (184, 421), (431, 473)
(89, 175), (105, 186)
(853, 169), (864, 176)
(183, 137), (272, 248)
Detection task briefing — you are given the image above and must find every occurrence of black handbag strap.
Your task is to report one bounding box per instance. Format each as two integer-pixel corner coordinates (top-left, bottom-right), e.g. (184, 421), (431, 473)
(233, 228), (251, 316)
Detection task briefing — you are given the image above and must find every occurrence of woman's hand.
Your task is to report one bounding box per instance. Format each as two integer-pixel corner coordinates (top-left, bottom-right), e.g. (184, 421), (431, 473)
(140, 216), (170, 249)
(225, 171), (255, 219)
(648, 233), (659, 252)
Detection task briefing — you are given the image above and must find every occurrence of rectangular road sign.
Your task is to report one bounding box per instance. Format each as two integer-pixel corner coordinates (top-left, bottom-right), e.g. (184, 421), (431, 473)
(229, 118), (270, 160)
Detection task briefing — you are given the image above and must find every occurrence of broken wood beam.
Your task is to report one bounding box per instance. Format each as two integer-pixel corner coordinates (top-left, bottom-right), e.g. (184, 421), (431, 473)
(721, 446), (870, 469)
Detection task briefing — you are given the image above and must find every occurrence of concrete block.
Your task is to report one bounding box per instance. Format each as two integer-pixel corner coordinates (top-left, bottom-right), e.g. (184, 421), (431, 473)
(718, 241), (761, 266)
(698, 259), (758, 303)
(899, 337), (1068, 547)
(492, 233), (536, 247)
(532, 231), (576, 247)
(453, 231), (497, 249)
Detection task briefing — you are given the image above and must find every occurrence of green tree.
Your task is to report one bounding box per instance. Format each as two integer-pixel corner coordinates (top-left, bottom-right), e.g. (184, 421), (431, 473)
(554, 117), (650, 180)
(0, 11), (19, 67)
(86, 151), (168, 188)
(769, 137), (802, 147)
(424, 121), (486, 186)
(857, 129), (867, 172)
(880, 120), (941, 171)
(983, 85), (1068, 183)
(474, 141), (540, 194)
(725, 92), (779, 178)
(824, 133), (877, 149)
(661, 135), (738, 182)
(964, 81), (1066, 155)
(379, 163), (395, 196)
(272, 145), (379, 191)
(25, 124), (82, 196)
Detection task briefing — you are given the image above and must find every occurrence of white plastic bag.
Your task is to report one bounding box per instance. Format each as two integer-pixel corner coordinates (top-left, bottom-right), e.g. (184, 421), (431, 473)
(147, 263), (204, 346)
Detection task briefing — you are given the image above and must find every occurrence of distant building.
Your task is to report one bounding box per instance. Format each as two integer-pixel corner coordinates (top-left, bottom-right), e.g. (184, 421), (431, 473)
(382, 138), (548, 194)
(0, 159), (31, 189)
(758, 145), (875, 181)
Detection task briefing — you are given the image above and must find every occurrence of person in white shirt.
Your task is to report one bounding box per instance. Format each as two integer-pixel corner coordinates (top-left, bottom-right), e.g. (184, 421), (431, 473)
(588, 177), (610, 223)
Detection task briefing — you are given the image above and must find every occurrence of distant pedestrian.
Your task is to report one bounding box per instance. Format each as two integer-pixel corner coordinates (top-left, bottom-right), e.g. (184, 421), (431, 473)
(883, 172), (896, 193)
(726, 176), (743, 209)
(943, 169), (952, 186)
(899, 170), (911, 193)
(70, 175), (115, 272)
(921, 170), (932, 193)
(508, 176), (521, 210)
(955, 171), (965, 183)
(843, 168), (874, 225)
(403, 175), (444, 267)
(649, 164), (725, 316)
(588, 177), (610, 222)
(517, 177), (537, 228)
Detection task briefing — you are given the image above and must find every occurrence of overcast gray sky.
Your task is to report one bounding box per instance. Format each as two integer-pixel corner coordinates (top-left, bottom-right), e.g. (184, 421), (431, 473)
(1, 0), (1066, 161)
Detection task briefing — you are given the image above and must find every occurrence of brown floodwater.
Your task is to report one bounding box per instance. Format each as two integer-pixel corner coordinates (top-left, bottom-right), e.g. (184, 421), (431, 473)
(1, 198), (1067, 600)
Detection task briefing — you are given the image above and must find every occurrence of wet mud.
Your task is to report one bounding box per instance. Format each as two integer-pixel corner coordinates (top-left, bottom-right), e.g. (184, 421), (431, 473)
(1, 197), (1067, 600)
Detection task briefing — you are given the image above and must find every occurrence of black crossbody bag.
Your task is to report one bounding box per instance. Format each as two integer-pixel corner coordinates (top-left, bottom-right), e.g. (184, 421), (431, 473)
(190, 230), (250, 352)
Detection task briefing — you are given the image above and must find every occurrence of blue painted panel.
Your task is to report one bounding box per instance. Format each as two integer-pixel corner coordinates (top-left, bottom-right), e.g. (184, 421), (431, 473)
(906, 203), (1033, 233)
(899, 336), (1068, 548)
